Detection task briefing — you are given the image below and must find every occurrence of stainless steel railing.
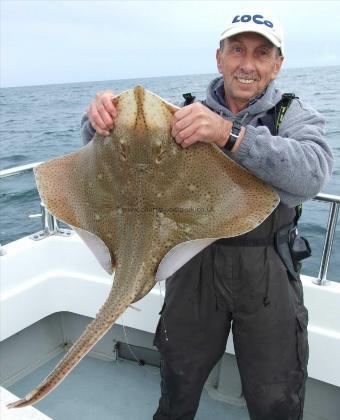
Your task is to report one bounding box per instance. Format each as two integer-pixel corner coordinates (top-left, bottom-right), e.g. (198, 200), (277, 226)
(0, 162), (44, 178)
(0, 162), (339, 285)
(0, 162), (72, 240)
(311, 193), (339, 285)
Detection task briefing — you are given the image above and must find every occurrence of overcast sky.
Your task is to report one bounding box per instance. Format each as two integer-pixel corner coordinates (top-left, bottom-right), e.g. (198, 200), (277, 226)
(1, 0), (340, 88)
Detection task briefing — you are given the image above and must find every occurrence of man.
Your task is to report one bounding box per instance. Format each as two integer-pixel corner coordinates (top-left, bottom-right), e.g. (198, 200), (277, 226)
(81, 10), (333, 420)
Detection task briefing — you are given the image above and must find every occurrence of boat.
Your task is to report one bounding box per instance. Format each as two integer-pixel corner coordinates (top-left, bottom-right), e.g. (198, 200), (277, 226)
(0, 162), (339, 420)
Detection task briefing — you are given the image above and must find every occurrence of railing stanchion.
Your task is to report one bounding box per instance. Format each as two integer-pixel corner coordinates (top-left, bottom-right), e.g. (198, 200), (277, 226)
(314, 202), (339, 285)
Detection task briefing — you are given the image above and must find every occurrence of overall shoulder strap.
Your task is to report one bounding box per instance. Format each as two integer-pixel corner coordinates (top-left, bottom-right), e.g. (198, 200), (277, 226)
(257, 93), (303, 223)
(182, 93), (214, 111)
(182, 92), (196, 106)
(275, 93), (297, 132)
(258, 93), (297, 135)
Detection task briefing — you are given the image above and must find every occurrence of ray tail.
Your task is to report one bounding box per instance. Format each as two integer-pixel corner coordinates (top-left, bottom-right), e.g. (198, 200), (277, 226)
(6, 265), (137, 409)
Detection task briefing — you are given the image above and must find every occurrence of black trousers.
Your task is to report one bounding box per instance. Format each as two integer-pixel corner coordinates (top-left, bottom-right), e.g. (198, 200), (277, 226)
(153, 241), (309, 420)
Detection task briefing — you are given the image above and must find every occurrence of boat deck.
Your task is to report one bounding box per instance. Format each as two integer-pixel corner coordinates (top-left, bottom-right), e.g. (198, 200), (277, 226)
(5, 353), (250, 420)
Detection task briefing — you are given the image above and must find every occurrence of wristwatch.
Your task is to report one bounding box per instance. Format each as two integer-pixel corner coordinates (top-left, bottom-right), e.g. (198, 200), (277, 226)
(224, 120), (242, 151)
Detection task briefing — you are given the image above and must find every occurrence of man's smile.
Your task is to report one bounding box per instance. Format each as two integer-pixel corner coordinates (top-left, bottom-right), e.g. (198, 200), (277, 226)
(235, 75), (259, 85)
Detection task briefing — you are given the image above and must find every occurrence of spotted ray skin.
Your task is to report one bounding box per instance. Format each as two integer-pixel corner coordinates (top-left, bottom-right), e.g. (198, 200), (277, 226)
(7, 86), (279, 409)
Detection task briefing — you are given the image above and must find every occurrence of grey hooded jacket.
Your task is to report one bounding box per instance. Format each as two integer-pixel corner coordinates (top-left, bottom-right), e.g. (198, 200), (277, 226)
(80, 77), (334, 208)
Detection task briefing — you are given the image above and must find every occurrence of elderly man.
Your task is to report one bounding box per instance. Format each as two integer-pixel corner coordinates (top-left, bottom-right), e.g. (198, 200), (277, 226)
(81, 10), (333, 420)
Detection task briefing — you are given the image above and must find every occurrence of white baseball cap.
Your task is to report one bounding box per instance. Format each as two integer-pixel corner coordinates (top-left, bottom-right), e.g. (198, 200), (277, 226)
(220, 10), (284, 56)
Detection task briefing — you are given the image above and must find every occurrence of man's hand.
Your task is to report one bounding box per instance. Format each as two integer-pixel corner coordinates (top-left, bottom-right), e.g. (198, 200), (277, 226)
(87, 91), (117, 136)
(171, 103), (232, 149)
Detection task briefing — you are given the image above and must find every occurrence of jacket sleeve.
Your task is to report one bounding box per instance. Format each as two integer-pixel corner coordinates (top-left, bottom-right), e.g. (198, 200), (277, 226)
(232, 99), (334, 207)
(80, 113), (96, 145)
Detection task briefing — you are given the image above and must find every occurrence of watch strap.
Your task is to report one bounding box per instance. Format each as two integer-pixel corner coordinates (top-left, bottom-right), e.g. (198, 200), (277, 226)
(224, 120), (242, 151)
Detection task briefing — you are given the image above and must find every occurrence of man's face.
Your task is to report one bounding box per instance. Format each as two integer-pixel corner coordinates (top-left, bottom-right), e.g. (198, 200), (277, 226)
(216, 32), (283, 111)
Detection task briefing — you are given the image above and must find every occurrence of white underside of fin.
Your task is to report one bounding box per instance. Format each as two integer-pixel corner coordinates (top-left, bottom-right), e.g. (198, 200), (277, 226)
(74, 227), (217, 282)
(74, 227), (113, 275)
(155, 238), (218, 281)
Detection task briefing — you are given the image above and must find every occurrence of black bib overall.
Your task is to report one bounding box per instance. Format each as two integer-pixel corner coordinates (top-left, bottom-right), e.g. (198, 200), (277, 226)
(153, 202), (309, 420)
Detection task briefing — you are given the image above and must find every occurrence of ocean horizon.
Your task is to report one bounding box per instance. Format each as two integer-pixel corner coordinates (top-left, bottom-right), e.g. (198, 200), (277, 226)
(2, 64), (340, 90)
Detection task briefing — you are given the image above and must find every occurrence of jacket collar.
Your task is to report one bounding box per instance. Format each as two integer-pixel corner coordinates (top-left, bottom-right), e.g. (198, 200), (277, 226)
(205, 76), (282, 118)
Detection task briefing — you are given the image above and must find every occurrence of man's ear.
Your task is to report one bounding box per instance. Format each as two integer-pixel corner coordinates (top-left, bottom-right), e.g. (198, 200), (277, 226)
(271, 56), (284, 80)
(216, 48), (222, 74)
